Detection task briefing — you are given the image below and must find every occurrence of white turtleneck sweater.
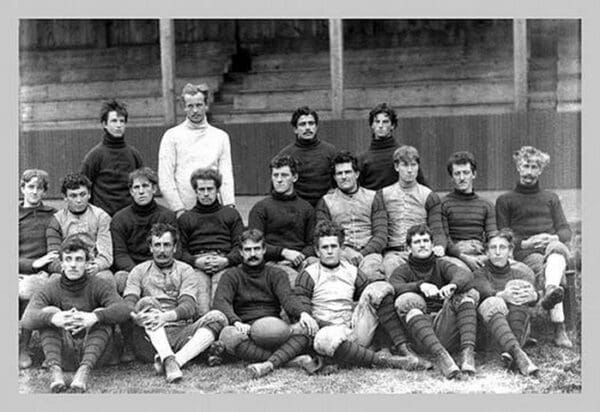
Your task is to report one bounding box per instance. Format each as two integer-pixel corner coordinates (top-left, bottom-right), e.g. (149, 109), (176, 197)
(158, 118), (235, 212)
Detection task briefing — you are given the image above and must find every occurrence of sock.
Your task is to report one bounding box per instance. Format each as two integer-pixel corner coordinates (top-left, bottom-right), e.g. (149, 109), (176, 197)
(80, 325), (112, 368)
(506, 306), (531, 346)
(545, 254), (567, 287)
(40, 328), (63, 368)
(550, 302), (565, 323)
(146, 328), (175, 361)
(456, 301), (477, 349)
(174, 328), (215, 367)
(487, 312), (519, 352)
(332, 340), (375, 367)
(407, 313), (445, 355)
(268, 335), (309, 368)
(234, 340), (272, 362)
(376, 295), (408, 347)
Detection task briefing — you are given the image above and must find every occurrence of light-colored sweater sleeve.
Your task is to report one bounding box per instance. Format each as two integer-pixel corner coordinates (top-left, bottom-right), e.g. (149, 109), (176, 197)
(218, 130), (235, 206)
(158, 129), (186, 212)
(94, 207), (114, 270)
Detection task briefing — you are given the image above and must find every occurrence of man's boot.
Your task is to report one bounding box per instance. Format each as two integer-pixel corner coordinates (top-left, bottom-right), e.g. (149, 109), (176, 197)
(511, 346), (539, 376)
(393, 343), (433, 370)
(374, 351), (419, 370)
(49, 365), (67, 393)
(247, 361), (274, 378)
(19, 329), (33, 369)
(459, 345), (476, 375)
(433, 350), (460, 380)
(553, 322), (573, 348)
(163, 355), (183, 383)
(70, 364), (91, 393)
(541, 285), (564, 310)
(206, 340), (225, 367)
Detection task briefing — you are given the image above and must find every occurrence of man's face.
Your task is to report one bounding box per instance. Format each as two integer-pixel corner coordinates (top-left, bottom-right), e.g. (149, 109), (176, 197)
(65, 186), (90, 213)
(183, 93), (208, 124)
(409, 232), (433, 259)
(102, 111), (126, 138)
(486, 236), (511, 268)
(451, 163), (476, 193)
(195, 179), (218, 205)
(371, 113), (394, 139)
(240, 239), (266, 267)
(271, 166), (297, 195)
(334, 162), (359, 193)
(294, 114), (318, 141)
(316, 235), (342, 267)
(21, 177), (45, 207)
(61, 249), (88, 281)
(395, 159), (419, 185)
(130, 177), (157, 207)
(150, 232), (176, 267)
(517, 160), (542, 186)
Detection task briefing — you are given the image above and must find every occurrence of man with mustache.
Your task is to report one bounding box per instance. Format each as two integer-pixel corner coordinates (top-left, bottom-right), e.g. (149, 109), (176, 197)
(248, 155), (316, 285)
(81, 99), (144, 216)
(122, 223), (227, 383)
(158, 83), (235, 216)
(273, 106), (337, 207)
(496, 146), (573, 348)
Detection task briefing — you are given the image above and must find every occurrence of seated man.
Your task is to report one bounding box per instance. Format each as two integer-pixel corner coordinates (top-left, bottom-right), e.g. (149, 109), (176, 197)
(111, 167), (177, 294)
(381, 146), (446, 278)
(18, 169), (58, 369)
(212, 229), (314, 378)
(496, 146), (574, 348)
(46, 173), (115, 289)
(470, 229), (539, 376)
(123, 223), (227, 383)
(316, 151), (387, 281)
(21, 236), (130, 393)
(248, 155), (316, 286)
(178, 168), (244, 314)
(294, 221), (431, 372)
(390, 224), (478, 379)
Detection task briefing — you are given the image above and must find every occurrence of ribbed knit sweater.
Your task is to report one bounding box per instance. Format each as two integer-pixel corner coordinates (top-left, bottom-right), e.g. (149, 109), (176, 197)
(248, 190), (315, 260)
(81, 132), (144, 216)
(441, 190), (497, 257)
(19, 202), (56, 273)
(178, 200), (244, 266)
(470, 260), (535, 301)
(275, 137), (337, 207)
(110, 200), (178, 272)
(213, 261), (304, 324)
(496, 182), (572, 257)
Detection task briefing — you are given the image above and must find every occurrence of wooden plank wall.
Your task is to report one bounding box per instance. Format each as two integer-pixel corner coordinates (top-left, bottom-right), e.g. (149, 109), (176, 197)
(19, 111), (580, 198)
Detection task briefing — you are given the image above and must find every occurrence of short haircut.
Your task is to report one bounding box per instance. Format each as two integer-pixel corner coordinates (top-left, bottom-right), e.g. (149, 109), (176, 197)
(393, 145), (420, 165)
(406, 224), (432, 246)
(189, 168), (222, 190)
(290, 106), (319, 127)
(446, 151), (477, 175)
(147, 223), (179, 246)
(313, 220), (345, 248)
(128, 167), (158, 188)
(269, 155), (299, 175)
(59, 234), (92, 261)
(331, 151), (359, 176)
(368, 103), (398, 128)
(60, 173), (92, 195)
(20, 169), (49, 191)
(181, 83), (209, 104)
(485, 228), (514, 249)
(512, 145), (550, 169)
(239, 228), (265, 246)
(100, 99), (128, 123)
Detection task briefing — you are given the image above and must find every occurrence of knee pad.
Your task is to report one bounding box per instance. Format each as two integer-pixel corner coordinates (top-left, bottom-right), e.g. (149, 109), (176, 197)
(199, 310), (228, 336)
(452, 288), (480, 307)
(313, 325), (350, 357)
(361, 281), (394, 306)
(544, 241), (571, 262)
(478, 296), (509, 323)
(219, 325), (249, 355)
(394, 292), (426, 317)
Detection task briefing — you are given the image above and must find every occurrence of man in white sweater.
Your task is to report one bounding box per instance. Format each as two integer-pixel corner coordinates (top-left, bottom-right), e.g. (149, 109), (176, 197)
(158, 84), (235, 216)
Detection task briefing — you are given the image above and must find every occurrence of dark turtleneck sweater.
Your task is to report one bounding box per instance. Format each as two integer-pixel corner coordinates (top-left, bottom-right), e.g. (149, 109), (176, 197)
(441, 189), (497, 257)
(389, 253), (472, 312)
(81, 131), (144, 216)
(212, 261), (304, 324)
(178, 200), (244, 267)
(21, 272), (130, 330)
(470, 260), (536, 302)
(496, 181), (572, 259)
(110, 199), (178, 272)
(19, 201), (57, 273)
(357, 135), (427, 191)
(248, 190), (315, 261)
(275, 136), (337, 207)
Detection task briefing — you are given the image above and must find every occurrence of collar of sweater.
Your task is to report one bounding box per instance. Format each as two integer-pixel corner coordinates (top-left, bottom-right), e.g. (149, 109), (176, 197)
(241, 261), (266, 275)
(102, 131), (126, 148)
(484, 260), (511, 276)
(192, 199), (222, 214)
(408, 253), (436, 272)
(271, 189), (297, 201)
(131, 199), (158, 216)
(337, 186), (360, 197)
(369, 135), (397, 150)
(19, 201), (53, 213)
(294, 136), (321, 149)
(183, 118), (209, 131)
(515, 181), (541, 194)
(449, 189), (477, 200)
(60, 272), (89, 292)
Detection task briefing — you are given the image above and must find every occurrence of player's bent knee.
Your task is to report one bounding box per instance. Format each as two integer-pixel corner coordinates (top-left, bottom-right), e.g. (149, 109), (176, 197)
(394, 292), (426, 317)
(478, 296), (509, 322)
(198, 310), (228, 337)
(313, 326), (348, 357)
(361, 281), (394, 306)
(219, 325), (249, 355)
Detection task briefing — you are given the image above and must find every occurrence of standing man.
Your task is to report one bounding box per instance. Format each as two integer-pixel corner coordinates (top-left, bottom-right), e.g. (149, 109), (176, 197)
(390, 224), (478, 378)
(381, 145), (446, 278)
(248, 155), (316, 285)
(496, 146), (573, 348)
(357, 103), (426, 191)
(159, 83), (235, 216)
(21, 236), (130, 393)
(178, 169), (244, 315)
(81, 99), (144, 216)
(274, 106), (336, 207)
(123, 223), (227, 383)
(316, 151), (387, 281)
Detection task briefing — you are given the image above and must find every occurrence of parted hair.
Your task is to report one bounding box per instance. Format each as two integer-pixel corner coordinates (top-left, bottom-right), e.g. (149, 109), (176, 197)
(20, 169), (50, 191)
(190, 168), (222, 190)
(147, 222), (179, 246)
(181, 83), (209, 104)
(446, 151), (478, 175)
(60, 173), (92, 195)
(269, 155), (299, 175)
(485, 228), (514, 249)
(406, 224), (432, 246)
(100, 99), (128, 123)
(368, 103), (398, 128)
(313, 220), (345, 248)
(60, 235), (92, 261)
(290, 106), (319, 127)
(128, 167), (158, 188)
(330, 151), (359, 176)
(393, 145), (420, 165)
(239, 228), (265, 245)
